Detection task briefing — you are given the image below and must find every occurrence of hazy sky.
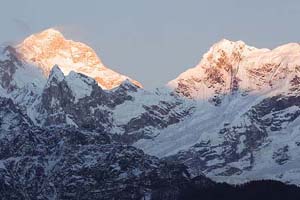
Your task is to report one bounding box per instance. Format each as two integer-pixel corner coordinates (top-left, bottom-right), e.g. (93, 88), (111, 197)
(0, 0), (300, 88)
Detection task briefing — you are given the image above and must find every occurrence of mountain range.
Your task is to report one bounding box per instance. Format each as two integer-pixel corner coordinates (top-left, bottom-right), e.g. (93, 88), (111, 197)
(1, 28), (300, 199)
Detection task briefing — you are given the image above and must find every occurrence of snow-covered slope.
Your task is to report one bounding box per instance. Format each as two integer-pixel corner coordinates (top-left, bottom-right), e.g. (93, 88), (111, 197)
(0, 45), (46, 108)
(136, 85), (300, 185)
(17, 28), (142, 89)
(136, 39), (300, 185)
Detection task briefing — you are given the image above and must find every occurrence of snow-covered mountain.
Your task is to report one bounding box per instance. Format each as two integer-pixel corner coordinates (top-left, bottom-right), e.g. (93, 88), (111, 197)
(168, 39), (300, 103)
(137, 39), (300, 185)
(17, 28), (142, 89)
(1, 29), (300, 198)
(0, 33), (194, 143)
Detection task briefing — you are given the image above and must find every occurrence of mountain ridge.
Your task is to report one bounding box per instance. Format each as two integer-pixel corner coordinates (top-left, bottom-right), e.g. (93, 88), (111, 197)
(1, 30), (300, 199)
(168, 39), (300, 102)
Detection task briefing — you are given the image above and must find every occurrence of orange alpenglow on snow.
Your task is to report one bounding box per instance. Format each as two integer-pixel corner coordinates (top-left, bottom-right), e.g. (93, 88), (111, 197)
(17, 28), (142, 90)
(168, 39), (300, 99)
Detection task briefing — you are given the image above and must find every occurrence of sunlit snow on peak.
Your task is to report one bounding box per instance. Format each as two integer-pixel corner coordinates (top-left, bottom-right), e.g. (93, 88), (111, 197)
(16, 28), (142, 90)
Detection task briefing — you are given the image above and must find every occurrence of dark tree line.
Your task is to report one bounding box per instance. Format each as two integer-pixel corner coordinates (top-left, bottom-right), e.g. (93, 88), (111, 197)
(179, 179), (300, 200)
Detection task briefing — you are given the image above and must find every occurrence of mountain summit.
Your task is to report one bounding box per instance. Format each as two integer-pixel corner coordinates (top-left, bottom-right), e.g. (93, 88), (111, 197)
(168, 39), (300, 102)
(16, 28), (142, 89)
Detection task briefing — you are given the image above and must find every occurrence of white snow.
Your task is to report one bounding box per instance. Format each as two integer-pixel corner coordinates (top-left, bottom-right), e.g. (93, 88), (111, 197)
(13, 63), (46, 90)
(0, 46), (9, 60)
(133, 89), (270, 157)
(65, 114), (78, 127)
(113, 87), (179, 125)
(65, 71), (94, 102)
(47, 65), (65, 83)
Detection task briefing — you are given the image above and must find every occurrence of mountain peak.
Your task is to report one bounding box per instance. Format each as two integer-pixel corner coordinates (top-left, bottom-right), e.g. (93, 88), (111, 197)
(214, 38), (245, 47)
(37, 28), (64, 38)
(203, 39), (256, 60)
(50, 64), (64, 75)
(21, 28), (66, 52)
(169, 39), (300, 100)
(47, 64), (65, 84)
(16, 28), (142, 90)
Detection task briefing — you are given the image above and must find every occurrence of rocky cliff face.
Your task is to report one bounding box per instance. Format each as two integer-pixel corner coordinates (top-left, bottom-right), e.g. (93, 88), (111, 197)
(27, 65), (193, 144)
(0, 96), (205, 200)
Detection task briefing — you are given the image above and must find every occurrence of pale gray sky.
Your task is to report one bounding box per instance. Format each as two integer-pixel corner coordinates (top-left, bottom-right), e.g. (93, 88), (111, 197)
(0, 0), (300, 88)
